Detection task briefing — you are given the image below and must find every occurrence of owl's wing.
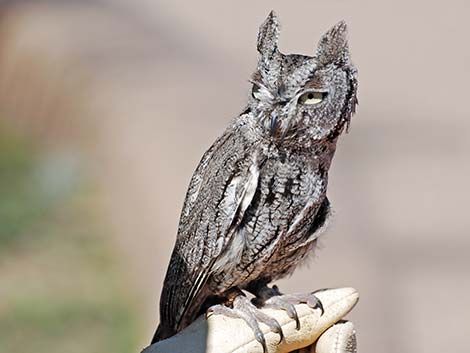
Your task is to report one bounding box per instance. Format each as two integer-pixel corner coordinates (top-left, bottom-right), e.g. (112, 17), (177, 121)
(156, 121), (261, 340)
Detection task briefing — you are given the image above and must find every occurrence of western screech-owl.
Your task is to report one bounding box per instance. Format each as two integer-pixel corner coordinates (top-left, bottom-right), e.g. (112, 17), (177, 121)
(152, 11), (358, 349)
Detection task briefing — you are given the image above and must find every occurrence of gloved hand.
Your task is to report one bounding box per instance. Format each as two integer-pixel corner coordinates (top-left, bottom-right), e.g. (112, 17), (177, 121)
(143, 287), (358, 353)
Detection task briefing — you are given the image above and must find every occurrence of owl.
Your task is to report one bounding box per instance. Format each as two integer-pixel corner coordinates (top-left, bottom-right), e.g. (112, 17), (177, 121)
(151, 11), (358, 352)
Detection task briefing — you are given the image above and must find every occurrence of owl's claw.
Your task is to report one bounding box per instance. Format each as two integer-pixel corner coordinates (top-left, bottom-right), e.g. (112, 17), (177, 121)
(267, 298), (301, 330)
(250, 284), (324, 331)
(264, 292), (324, 329)
(208, 294), (284, 353)
(250, 283), (325, 330)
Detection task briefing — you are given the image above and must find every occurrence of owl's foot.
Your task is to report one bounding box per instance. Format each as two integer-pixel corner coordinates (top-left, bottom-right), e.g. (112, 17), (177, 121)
(252, 285), (324, 330)
(208, 294), (284, 353)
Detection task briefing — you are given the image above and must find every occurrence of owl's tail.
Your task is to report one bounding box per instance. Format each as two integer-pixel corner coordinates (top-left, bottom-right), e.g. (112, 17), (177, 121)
(151, 324), (175, 344)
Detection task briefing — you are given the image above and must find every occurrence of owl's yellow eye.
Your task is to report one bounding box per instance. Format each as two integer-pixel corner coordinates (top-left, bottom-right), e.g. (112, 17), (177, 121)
(299, 91), (327, 105)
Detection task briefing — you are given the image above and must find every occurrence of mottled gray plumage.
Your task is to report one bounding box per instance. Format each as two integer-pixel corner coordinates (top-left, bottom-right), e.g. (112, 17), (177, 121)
(152, 11), (358, 343)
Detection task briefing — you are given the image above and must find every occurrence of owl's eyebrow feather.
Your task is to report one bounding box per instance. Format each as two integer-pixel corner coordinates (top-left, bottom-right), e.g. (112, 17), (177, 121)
(287, 60), (318, 89)
(249, 79), (274, 99)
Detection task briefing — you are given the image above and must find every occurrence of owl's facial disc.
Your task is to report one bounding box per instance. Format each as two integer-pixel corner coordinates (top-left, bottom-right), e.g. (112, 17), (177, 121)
(250, 15), (357, 144)
(249, 64), (349, 142)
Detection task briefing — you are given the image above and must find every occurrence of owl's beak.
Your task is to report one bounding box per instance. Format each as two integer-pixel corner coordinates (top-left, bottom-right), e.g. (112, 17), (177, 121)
(269, 111), (279, 136)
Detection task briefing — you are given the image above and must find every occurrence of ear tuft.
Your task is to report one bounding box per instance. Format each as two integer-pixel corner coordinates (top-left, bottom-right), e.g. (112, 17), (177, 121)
(316, 21), (350, 66)
(257, 11), (280, 56)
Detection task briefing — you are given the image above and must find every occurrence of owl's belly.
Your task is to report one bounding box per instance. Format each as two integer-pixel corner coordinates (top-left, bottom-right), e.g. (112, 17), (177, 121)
(209, 156), (329, 294)
(209, 196), (330, 294)
(209, 228), (319, 294)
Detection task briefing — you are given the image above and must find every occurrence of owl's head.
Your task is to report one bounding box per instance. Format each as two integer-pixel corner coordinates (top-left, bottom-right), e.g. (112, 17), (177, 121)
(247, 11), (358, 147)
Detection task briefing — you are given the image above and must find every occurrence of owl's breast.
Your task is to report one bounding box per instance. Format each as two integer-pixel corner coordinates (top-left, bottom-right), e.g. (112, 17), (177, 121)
(211, 154), (328, 291)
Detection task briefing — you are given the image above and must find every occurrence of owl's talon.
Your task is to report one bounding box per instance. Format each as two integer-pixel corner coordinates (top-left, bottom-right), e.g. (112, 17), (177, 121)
(303, 292), (324, 316)
(255, 331), (268, 353)
(312, 289), (330, 315)
(262, 313), (284, 343)
(261, 290), (325, 329)
(209, 294), (284, 352)
(313, 296), (325, 316)
(283, 302), (300, 330)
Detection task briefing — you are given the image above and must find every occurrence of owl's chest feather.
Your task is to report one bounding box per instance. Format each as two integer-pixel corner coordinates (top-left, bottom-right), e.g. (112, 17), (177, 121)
(211, 152), (329, 290)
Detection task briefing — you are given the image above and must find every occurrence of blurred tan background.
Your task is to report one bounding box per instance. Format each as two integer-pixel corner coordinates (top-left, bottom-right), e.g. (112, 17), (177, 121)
(0, 0), (469, 352)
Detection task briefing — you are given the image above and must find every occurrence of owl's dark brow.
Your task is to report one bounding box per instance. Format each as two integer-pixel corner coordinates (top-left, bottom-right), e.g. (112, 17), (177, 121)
(301, 69), (320, 87)
(304, 77), (326, 90)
